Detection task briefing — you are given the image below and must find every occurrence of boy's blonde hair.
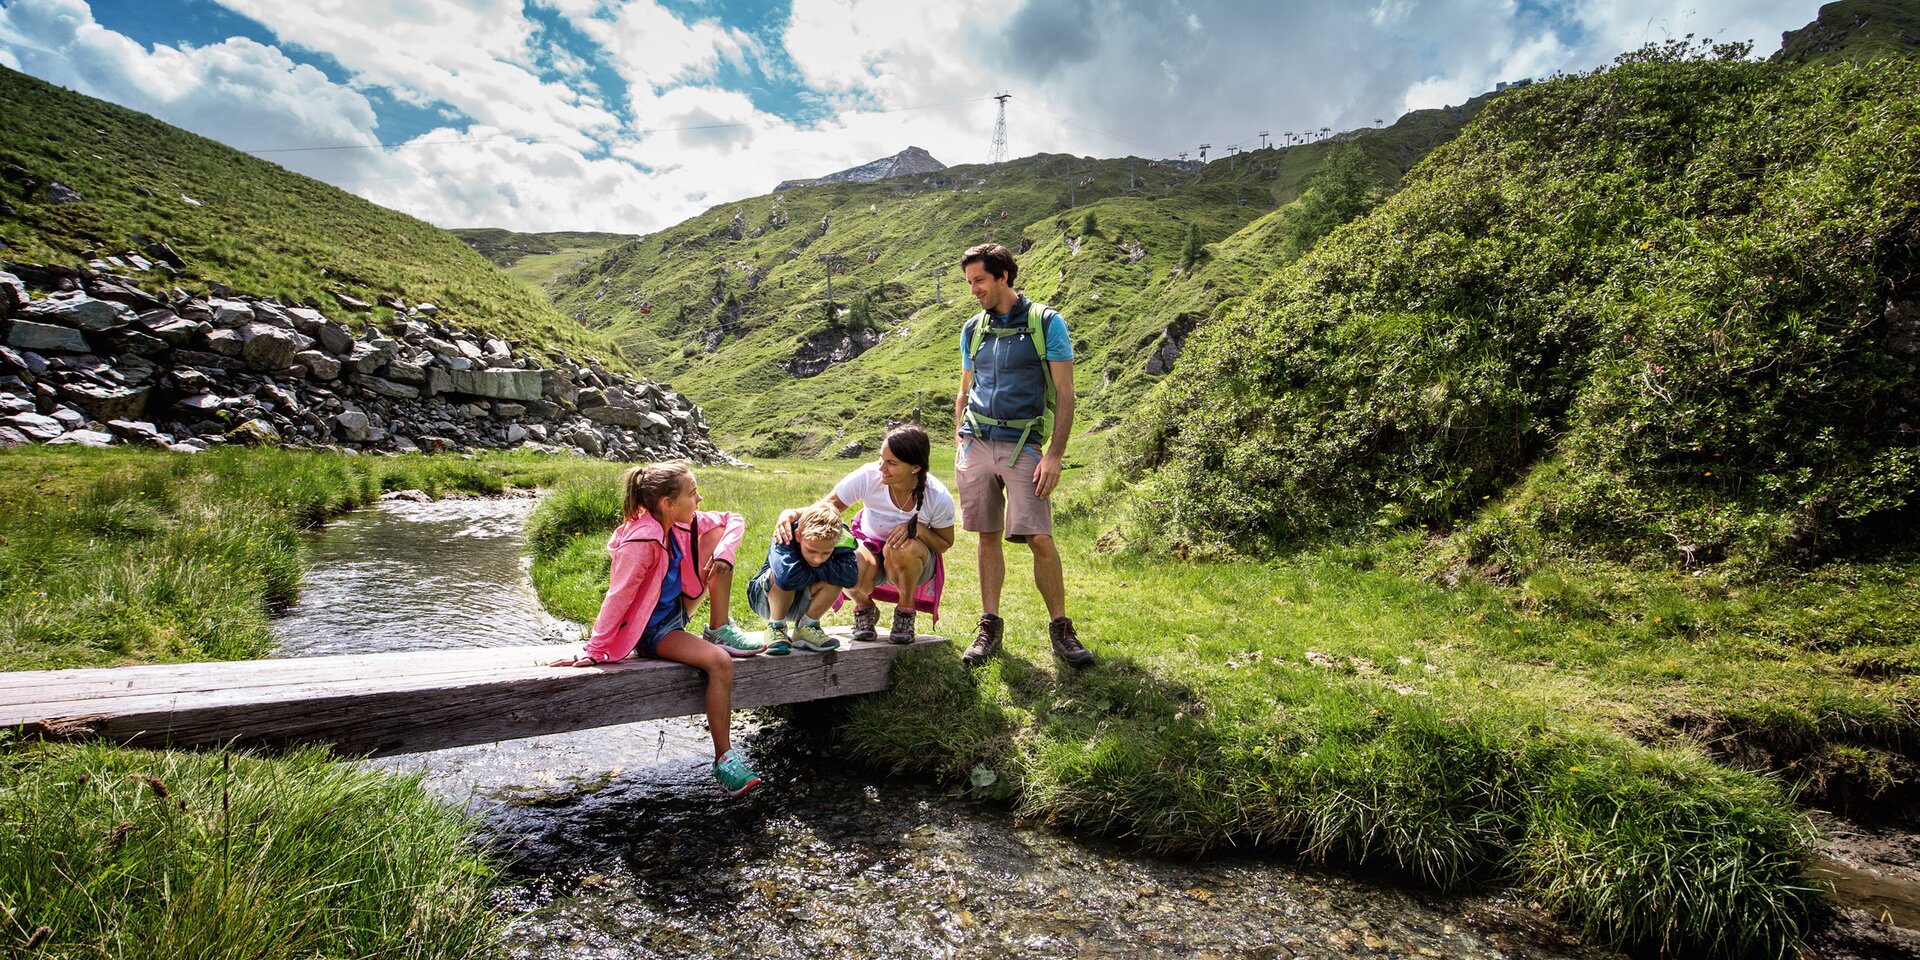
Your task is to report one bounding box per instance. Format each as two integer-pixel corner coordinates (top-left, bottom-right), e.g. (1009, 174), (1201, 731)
(793, 501), (843, 544)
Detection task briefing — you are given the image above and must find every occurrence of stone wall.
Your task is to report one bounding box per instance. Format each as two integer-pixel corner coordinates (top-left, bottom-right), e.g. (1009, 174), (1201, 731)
(0, 262), (725, 462)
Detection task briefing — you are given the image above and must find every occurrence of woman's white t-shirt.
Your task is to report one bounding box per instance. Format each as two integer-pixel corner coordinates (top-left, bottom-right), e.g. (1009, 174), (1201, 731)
(832, 461), (956, 535)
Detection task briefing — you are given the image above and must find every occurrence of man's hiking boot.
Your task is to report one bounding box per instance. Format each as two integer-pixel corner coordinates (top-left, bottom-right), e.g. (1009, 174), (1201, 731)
(963, 613), (1003, 667)
(1050, 616), (1093, 668)
(713, 749), (761, 797)
(850, 604), (880, 643)
(889, 609), (918, 645)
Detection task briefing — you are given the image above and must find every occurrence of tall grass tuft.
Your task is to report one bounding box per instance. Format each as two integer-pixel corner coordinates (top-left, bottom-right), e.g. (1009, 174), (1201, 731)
(0, 740), (502, 960)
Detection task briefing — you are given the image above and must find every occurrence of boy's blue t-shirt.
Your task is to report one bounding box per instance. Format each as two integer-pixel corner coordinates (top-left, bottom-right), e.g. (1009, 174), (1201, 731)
(643, 531), (685, 638)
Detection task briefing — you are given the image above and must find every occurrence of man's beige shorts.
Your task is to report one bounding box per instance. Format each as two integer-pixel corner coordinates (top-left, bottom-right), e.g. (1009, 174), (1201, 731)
(956, 435), (1052, 543)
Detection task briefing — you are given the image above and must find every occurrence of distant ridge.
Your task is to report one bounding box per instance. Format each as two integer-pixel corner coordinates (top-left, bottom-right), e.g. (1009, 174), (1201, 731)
(774, 146), (945, 192)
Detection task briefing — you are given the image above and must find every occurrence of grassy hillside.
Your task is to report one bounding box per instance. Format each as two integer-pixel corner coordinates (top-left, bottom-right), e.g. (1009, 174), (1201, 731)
(1135, 39), (1920, 571)
(1775, 0), (1920, 65)
(450, 227), (632, 290)
(0, 66), (609, 356)
(538, 99), (1493, 455)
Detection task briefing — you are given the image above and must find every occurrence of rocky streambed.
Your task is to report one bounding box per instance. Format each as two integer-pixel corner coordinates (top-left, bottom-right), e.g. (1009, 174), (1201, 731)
(279, 496), (1918, 960)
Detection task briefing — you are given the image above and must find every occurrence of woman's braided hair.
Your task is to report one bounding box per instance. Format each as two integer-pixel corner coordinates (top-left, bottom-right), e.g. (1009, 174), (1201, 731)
(884, 424), (931, 538)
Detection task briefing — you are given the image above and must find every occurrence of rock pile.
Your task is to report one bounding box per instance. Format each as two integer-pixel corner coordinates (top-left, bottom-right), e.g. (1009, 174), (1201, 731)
(0, 262), (725, 462)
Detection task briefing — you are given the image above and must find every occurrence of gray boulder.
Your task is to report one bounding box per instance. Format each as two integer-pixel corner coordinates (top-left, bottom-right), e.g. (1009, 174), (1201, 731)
(583, 405), (648, 429)
(43, 181), (82, 204)
(383, 358), (427, 384)
(293, 350), (341, 380)
(240, 324), (299, 371)
(447, 368), (540, 401)
(335, 409), (371, 441)
(0, 272), (29, 314)
(4, 411), (63, 441)
(204, 328), (244, 356)
(361, 377), (420, 399)
(226, 419), (281, 445)
(317, 321), (355, 355)
(49, 429), (114, 448)
(209, 300), (255, 328)
(20, 293), (136, 332)
(6, 320), (90, 353)
(61, 383), (150, 422)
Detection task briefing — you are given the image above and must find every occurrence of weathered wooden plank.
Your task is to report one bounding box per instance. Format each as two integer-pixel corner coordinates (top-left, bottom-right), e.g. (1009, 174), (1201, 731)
(0, 631), (944, 757)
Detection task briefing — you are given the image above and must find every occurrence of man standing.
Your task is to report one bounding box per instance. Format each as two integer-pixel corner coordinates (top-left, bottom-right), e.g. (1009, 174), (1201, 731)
(953, 242), (1094, 669)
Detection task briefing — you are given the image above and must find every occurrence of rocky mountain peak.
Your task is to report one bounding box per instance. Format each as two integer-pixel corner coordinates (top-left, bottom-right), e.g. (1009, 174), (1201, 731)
(774, 146), (946, 192)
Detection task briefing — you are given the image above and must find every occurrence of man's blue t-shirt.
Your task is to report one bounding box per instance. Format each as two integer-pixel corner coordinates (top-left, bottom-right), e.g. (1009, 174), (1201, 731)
(643, 530), (685, 639)
(960, 300), (1074, 371)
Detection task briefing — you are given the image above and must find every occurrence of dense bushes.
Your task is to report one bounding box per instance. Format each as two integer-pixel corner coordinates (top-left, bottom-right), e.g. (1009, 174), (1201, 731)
(1135, 45), (1920, 567)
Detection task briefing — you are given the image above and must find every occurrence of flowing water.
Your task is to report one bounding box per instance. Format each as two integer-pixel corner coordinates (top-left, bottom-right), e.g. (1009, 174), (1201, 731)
(272, 496), (1912, 959)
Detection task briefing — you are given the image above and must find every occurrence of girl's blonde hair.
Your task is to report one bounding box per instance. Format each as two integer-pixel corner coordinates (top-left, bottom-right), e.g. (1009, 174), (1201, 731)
(622, 462), (692, 521)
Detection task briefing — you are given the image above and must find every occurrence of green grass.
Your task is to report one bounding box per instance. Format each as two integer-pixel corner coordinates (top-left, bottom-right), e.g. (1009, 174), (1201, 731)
(0, 446), (606, 671)
(0, 739), (501, 960)
(517, 436), (1916, 957)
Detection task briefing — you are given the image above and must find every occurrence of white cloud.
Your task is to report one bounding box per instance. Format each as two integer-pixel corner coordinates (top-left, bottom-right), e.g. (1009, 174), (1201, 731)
(210, 0), (620, 150)
(543, 0), (754, 94)
(0, 0), (386, 186)
(1568, 0), (1826, 58)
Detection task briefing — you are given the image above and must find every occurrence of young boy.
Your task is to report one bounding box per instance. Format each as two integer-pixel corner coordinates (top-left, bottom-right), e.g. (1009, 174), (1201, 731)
(746, 501), (861, 654)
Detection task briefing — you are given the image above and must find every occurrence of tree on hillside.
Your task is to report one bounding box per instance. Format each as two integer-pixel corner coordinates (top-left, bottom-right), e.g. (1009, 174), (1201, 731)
(1079, 210), (1099, 239)
(1180, 222), (1202, 271)
(1281, 144), (1384, 259)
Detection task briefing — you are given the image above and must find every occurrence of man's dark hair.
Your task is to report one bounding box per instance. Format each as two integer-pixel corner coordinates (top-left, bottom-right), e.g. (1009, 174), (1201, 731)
(961, 243), (1018, 285)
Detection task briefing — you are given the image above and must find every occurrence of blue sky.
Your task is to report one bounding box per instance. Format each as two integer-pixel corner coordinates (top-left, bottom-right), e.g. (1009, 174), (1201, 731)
(0, 0), (1827, 233)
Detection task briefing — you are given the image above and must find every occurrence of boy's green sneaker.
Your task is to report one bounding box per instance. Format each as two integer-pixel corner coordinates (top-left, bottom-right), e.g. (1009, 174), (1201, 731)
(792, 620), (839, 653)
(704, 622), (764, 657)
(763, 620), (792, 656)
(713, 749), (761, 797)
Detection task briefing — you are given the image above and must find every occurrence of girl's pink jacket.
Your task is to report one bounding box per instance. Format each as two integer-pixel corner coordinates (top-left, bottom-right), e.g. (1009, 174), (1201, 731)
(580, 508), (746, 663)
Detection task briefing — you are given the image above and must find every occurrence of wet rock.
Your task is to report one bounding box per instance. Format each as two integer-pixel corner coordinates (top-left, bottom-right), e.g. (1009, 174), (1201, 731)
(144, 240), (185, 270)
(87, 278), (164, 312)
(6, 319), (90, 353)
(42, 181), (82, 204)
(333, 292), (371, 311)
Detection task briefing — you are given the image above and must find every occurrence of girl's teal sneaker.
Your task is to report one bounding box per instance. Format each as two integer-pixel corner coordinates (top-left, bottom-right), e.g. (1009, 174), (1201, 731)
(713, 749), (761, 797)
(704, 622), (765, 657)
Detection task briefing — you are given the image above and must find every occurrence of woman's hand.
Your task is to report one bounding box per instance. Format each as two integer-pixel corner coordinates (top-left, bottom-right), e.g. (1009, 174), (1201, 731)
(772, 508), (800, 544)
(884, 522), (912, 551)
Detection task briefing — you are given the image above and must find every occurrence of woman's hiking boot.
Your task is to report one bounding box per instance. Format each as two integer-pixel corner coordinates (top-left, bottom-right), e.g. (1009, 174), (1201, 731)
(963, 613), (1003, 667)
(1049, 616), (1093, 668)
(851, 604), (880, 643)
(889, 609), (917, 645)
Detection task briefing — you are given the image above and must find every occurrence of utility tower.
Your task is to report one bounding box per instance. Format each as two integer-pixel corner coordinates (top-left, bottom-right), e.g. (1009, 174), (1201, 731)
(1259, 131), (1270, 149)
(989, 92), (1012, 165)
(1198, 143), (1210, 163)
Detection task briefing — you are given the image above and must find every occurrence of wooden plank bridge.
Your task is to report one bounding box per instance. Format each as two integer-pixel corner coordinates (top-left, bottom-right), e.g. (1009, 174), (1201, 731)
(0, 630), (943, 757)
